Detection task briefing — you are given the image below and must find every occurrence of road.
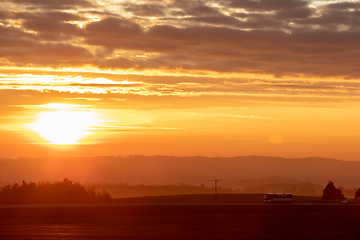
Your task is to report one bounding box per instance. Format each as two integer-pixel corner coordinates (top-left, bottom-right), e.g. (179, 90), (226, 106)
(1, 203), (360, 239)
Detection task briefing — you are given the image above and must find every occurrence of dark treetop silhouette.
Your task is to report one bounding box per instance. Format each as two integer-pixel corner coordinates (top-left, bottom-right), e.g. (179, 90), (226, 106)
(322, 181), (345, 200)
(0, 178), (111, 204)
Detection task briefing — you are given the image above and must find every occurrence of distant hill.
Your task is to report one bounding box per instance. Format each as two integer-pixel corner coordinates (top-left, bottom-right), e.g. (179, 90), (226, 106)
(0, 155), (360, 189)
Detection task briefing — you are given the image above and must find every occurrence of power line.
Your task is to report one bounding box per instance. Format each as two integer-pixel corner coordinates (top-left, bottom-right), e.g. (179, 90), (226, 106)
(215, 179), (218, 203)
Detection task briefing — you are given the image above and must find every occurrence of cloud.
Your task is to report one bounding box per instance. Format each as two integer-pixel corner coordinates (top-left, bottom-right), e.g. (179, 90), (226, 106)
(83, 17), (143, 49)
(0, 0), (360, 78)
(4, 10), (85, 21)
(275, 6), (314, 20)
(324, 1), (360, 10)
(10, 0), (94, 9)
(0, 41), (92, 67)
(300, 3), (360, 30)
(22, 20), (80, 41)
(124, 3), (165, 17)
(228, 0), (309, 11)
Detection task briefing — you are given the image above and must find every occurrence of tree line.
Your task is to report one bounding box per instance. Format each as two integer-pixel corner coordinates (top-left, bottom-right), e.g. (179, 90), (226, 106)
(1, 179), (359, 203)
(322, 181), (360, 200)
(0, 178), (111, 204)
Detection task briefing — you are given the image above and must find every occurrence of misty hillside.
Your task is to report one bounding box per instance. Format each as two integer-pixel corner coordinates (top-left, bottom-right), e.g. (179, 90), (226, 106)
(0, 155), (360, 188)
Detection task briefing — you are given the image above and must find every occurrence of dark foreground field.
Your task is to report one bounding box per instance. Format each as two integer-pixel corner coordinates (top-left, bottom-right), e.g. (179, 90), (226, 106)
(1, 203), (360, 240)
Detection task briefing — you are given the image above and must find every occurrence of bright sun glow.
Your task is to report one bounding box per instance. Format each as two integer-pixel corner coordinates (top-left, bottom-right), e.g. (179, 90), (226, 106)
(28, 109), (98, 145)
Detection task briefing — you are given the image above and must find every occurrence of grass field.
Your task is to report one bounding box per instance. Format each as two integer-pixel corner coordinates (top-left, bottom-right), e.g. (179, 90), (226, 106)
(1, 194), (359, 240)
(111, 193), (323, 204)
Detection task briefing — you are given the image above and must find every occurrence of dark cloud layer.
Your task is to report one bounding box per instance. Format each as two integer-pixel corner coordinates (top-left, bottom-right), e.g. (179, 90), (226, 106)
(11, 0), (94, 9)
(124, 3), (165, 17)
(1, 0), (360, 78)
(228, 0), (309, 11)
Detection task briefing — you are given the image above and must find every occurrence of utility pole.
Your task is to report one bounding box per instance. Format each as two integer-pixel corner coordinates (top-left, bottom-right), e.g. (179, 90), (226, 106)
(215, 179), (218, 203)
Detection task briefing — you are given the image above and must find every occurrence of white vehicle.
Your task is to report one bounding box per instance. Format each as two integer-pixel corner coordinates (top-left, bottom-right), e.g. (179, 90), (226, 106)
(342, 199), (354, 204)
(264, 193), (293, 203)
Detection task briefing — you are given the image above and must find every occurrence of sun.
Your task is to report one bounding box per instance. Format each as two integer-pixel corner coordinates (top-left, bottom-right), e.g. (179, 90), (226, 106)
(28, 107), (99, 145)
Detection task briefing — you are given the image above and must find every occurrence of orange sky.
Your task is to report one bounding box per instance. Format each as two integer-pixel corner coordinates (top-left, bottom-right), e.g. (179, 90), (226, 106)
(1, 0), (360, 161)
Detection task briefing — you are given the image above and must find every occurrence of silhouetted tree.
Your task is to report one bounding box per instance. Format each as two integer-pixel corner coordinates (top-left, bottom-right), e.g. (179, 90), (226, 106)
(322, 181), (345, 200)
(355, 188), (360, 199)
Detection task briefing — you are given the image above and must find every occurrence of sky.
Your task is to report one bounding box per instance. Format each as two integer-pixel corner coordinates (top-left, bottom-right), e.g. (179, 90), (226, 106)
(1, 0), (360, 161)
